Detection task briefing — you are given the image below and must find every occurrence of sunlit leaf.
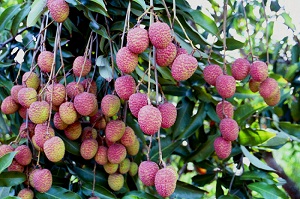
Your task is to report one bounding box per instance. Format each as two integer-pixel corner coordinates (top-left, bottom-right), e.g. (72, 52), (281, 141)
(11, 4), (30, 36)
(0, 152), (17, 174)
(248, 182), (288, 199)
(27, 0), (47, 27)
(190, 10), (219, 36)
(0, 4), (21, 31)
(35, 186), (81, 199)
(238, 128), (276, 146)
(281, 12), (296, 30)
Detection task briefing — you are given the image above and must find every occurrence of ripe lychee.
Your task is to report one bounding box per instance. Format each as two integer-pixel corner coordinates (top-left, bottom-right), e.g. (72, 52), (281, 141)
(138, 105), (162, 135)
(155, 167), (177, 197)
(259, 77), (279, 98)
(115, 75), (136, 100)
(90, 109), (106, 130)
(103, 162), (118, 174)
(31, 135), (41, 151)
(14, 145), (32, 166)
(34, 124), (55, 149)
(22, 72), (40, 90)
(158, 102), (177, 128)
(128, 92), (148, 118)
(18, 106), (27, 119)
(8, 160), (24, 172)
(80, 139), (98, 160)
(127, 26), (149, 54)
(215, 75), (236, 98)
(250, 61), (268, 82)
(81, 78), (97, 95)
(203, 64), (223, 86)
(74, 92), (97, 116)
(29, 169), (38, 188)
(28, 101), (50, 124)
(10, 85), (23, 103)
(101, 94), (121, 117)
(149, 22), (172, 49)
(0, 144), (14, 158)
(17, 188), (34, 199)
(116, 47), (138, 74)
(66, 82), (84, 99)
(53, 112), (68, 130)
(107, 143), (127, 164)
(249, 79), (260, 93)
(171, 54), (198, 81)
(47, 0), (69, 23)
(37, 51), (54, 73)
(1, 96), (19, 114)
(19, 122), (35, 138)
(231, 58), (251, 80)
(138, 161), (159, 186)
(88, 197), (100, 199)
(59, 102), (77, 124)
(126, 137), (140, 156)
(64, 121), (82, 140)
(214, 136), (232, 159)
(105, 120), (126, 142)
(46, 83), (66, 106)
(156, 42), (177, 67)
(119, 158), (130, 174)
(216, 101), (234, 119)
(121, 126), (136, 147)
(108, 173), (124, 191)
(81, 127), (97, 141)
(44, 136), (65, 162)
(32, 168), (52, 193)
(219, 118), (239, 141)
(128, 162), (138, 176)
(72, 56), (92, 77)
(18, 88), (37, 108)
(264, 89), (281, 106)
(95, 146), (108, 165)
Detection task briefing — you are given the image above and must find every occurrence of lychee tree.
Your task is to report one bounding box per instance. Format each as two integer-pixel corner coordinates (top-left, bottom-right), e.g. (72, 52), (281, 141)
(0, 0), (300, 199)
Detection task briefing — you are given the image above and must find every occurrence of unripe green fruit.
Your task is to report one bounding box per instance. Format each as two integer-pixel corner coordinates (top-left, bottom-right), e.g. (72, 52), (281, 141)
(155, 167), (177, 197)
(59, 102), (77, 125)
(80, 139), (98, 160)
(214, 136), (231, 159)
(28, 101), (50, 124)
(15, 145), (32, 166)
(128, 162), (138, 176)
(216, 75), (236, 98)
(17, 188), (34, 199)
(108, 173), (124, 191)
(126, 137), (140, 156)
(1, 96), (19, 114)
(95, 146), (108, 165)
(128, 93), (148, 118)
(231, 58), (251, 80)
(44, 136), (65, 162)
(250, 61), (268, 82)
(33, 168), (52, 193)
(216, 101), (234, 119)
(18, 88), (37, 108)
(101, 94), (121, 117)
(22, 72), (40, 90)
(171, 54), (198, 81)
(119, 158), (130, 174)
(116, 47), (138, 74)
(127, 26), (149, 54)
(149, 22), (172, 49)
(138, 161), (159, 186)
(249, 79), (261, 93)
(37, 51), (54, 73)
(105, 120), (126, 142)
(103, 162), (118, 174)
(115, 75), (136, 100)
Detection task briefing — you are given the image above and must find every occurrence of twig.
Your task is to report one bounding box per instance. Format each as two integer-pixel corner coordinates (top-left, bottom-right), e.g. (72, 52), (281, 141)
(121, 1), (131, 48)
(241, 0), (254, 62)
(261, 0), (269, 64)
(222, 0), (228, 74)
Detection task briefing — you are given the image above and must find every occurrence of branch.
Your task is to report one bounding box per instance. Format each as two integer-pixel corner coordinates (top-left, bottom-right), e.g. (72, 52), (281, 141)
(0, 27), (30, 49)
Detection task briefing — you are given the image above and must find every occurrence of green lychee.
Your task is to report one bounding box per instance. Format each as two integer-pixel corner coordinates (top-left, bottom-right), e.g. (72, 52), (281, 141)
(107, 143), (127, 164)
(155, 167), (177, 197)
(103, 162), (118, 174)
(33, 168), (52, 193)
(171, 54), (198, 81)
(119, 158), (130, 174)
(18, 88), (37, 108)
(101, 94), (121, 117)
(127, 26), (149, 54)
(116, 47), (138, 74)
(115, 75), (136, 100)
(74, 92), (97, 116)
(219, 118), (239, 141)
(216, 75), (236, 98)
(138, 161), (159, 186)
(1, 96), (19, 114)
(128, 93), (148, 118)
(15, 145), (32, 166)
(126, 137), (140, 156)
(158, 102), (177, 128)
(64, 121), (82, 140)
(37, 51), (54, 73)
(149, 22), (172, 49)
(59, 102), (77, 124)
(22, 72), (40, 90)
(80, 139), (98, 160)
(28, 101), (50, 124)
(128, 162), (138, 176)
(156, 42), (177, 67)
(43, 136), (65, 162)
(250, 61), (268, 82)
(216, 101), (234, 119)
(95, 146), (108, 165)
(231, 58), (250, 80)
(105, 120), (126, 142)
(108, 173), (124, 191)
(72, 56), (92, 77)
(249, 78), (261, 93)
(138, 105), (162, 135)
(214, 136), (231, 159)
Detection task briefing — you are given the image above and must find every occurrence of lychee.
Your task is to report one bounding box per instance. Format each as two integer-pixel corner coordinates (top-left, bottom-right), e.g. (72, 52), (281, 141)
(81, 78), (97, 95)
(72, 56), (92, 77)
(66, 82), (84, 99)
(120, 126), (136, 147)
(259, 77), (279, 98)
(59, 102), (77, 124)
(116, 47), (138, 74)
(119, 158), (130, 174)
(34, 124), (55, 149)
(31, 135), (41, 151)
(115, 75), (136, 100)
(28, 101), (50, 124)
(17, 188), (34, 199)
(32, 168), (52, 193)
(0, 144), (14, 158)
(108, 173), (124, 191)
(231, 58), (251, 80)
(90, 109), (106, 130)
(47, 0), (69, 23)
(138, 161), (159, 186)
(158, 102), (177, 128)
(81, 127), (97, 141)
(46, 83), (66, 106)
(18, 106), (27, 119)
(8, 160), (24, 172)
(250, 61), (268, 82)
(107, 143), (127, 164)
(53, 112), (68, 130)
(128, 92), (148, 118)
(101, 94), (121, 117)
(19, 122), (35, 138)
(10, 85), (23, 103)
(105, 120), (126, 142)
(74, 92), (97, 116)
(1, 96), (19, 114)
(156, 42), (177, 67)
(127, 26), (149, 54)
(171, 54), (198, 81)
(14, 145), (32, 166)
(264, 89), (281, 106)
(22, 72), (40, 90)
(126, 137), (140, 156)
(214, 136), (232, 159)
(216, 101), (234, 119)
(249, 79), (260, 93)
(203, 64), (223, 86)
(37, 51), (54, 73)
(64, 121), (82, 140)
(94, 146), (108, 165)
(138, 105), (162, 135)
(44, 136), (65, 162)
(148, 22), (172, 49)
(216, 75), (236, 98)
(128, 162), (138, 176)
(103, 162), (118, 174)
(29, 169), (38, 188)
(219, 118), (239, 141)
(80, 139), (98, 160)
(18, 88), (37, 108)
(155, 167), (177, 197)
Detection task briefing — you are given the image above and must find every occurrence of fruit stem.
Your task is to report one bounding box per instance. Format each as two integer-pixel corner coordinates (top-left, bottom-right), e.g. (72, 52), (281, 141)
(36, 150), (41, 167)
(137, 6), (154, 24)
(121, 1), (131, 48)
(241, 0), (254, 62)
(136, 68), (149, 92)
(228, 155), (243, 194)
(92, 163), (96, 196)
(174, 16), (196, 50)
(147, 51), (151, 105)
(222, 0), (228, 74)
(261, 0), (269, 65)
(123, 101), (128, 123)
(161, 0), (174, 35)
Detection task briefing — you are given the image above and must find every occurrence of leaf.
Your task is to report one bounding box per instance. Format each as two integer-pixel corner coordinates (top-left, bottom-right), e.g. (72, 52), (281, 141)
(132, 0), (147, 10)
(57, 134), (80, 156)
(248, 182), (288, 199)
(90, 0), (107, 10)
(240, 170), (274, 181)
(0, 4), (21, 31)
(171, 181), (205, 199)
(234, 103), (267, 125)
(0, 187), (11, 199)
(90, 22), (110, 39)
(122, 191), (159, 199)
(11, 5), (30, 36)
(82, 1), (109, 17)
(284, 64), (299, 81)
(291, 44), (299, 64)
(190, 10), (218, 36)
(81, 182), (117, 199)
(0, 172), (26, 187)
(150, 138), (181, 162)
(279, 122), (300, 138)
(35, 186), (81, 199)
(0, 152), (17, 174)
(240, 146), (275, 172)
(225, 38), (245, 50)
(71, 166), (107, 184)
(270, 0), (280, 12)
(260, 131), (290, 148)
(27, 0), (47, 27)
(192, 174), (216, 187)
(281, 12), (296, 30)
(2, 197), (21, 199)
(238, 128), (276, 146)
(218, 195), (240, 199)
(157, 67), (176, 83)
(97, 56), (113, 82)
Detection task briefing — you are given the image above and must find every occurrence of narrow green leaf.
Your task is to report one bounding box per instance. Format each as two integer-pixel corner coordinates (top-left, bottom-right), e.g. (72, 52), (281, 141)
(240, 170), (274, 181)
(190, 10), (218, 36)
(248, 182), (288, 199)
(57, 134), (80, 156)
(234, 103), (267, 125)
(91, 0), (107, 10)
(281, 12), (296, 30)
(172, 181), (205, 199)
(157, 67), (176, 83)
(83, 1), (109, 17)
(0, 152), (17, 174)
(11, 5), (30, 36)
(0, 5), (21, 31)
(192, 174), (216, 187)
(27, 0), (47, 27)
(284, 64), (299, 81)
(238, 128), (276, 146)
(0, 172), (26, 187)
(279, 122), (300, 138)
(218, 195), (240, 199)
(2, 197), (21, 199)
(90, 22), (110, 39)
(81, 182), (117, 199)
(150, 138), (181, 162)
(35, 186), (81, 199)
(260, 131), (290, 148)
(225, 38), (244, 50)
(132, 0), (147, 10)
(123, 191), (159, 199)
(71, 166), (107, 184)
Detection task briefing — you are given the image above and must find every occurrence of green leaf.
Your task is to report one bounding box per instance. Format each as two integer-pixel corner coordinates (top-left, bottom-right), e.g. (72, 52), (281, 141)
(281, 12), (296, 30)
(238, 128), (276, 146)
(234, 103), (267, 125)
(240, 170), (274, 182)
(284, 64), (299, 81)
(190, 10), (218, 36)
(132, 0), (147, 10)
(82, 182), (117, 199)
(82, 1), (109, 17)
(157, 67), (176, 83)
(218, 195), (240, 199)
(35, 186), (81, 199)
(240, 146), (275, 172)
(0, 152), (17, 174)
(11, 4), (30, 36)
(71, 166), (107, 184)
(90, 0), (107, 10)
(225, 38), (245, 50)
(172, 181), (205, 199)
(90, 22), (110, 39)
(0, 187), (11, 199)
(57, 134), (80, 156)
(270, 0), (280, 12)
(27, 0), (47, 27)
(122, 191), (159, 199)
(291, 44), (299, 64)
(97, 55), (113, 82)
(192, 174), (216, 187)
(150, 138), (181, 162)
(248, 182), (288, 199)
(2, 197), (21, 199)
(0, 4), (21, 31)
(0, 172), (26, 187)
(260, 131), (290, 148)
(279, 122), (300, 138)
(63, 18), (80, 35)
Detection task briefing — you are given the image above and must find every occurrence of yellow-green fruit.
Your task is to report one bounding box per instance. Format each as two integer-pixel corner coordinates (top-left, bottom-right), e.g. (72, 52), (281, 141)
(72, 56), (92, 77)
(44, 136), (65, 162)
(33, 168), (52, 193)
(101, 94), (121, 117)
(81, 127), (97, 141)
(119, 158), (130, 174)
(22, 72), (40, 90)
(18, 88), (37, 108)
(0, 144), (14, 158)
(80, 139), (98, 160)
(17, 188), (34, 199)
(64, 121), (82, 140)
(1, 96), (19, 114)
(10, 85), (23, 103)
(108, 173), (124, 191)
(138, 105), (162, 135)
(149, 22), (172, 49)
(105, 120), (126, 142)
(156, 42), (177, 67)
(128, 162), (138, 176)
(8, 160), (24, 172)
(74, 92), (97, 116)
(155, 167), (177, 197)
(95, 146), (108, 165)
(59, 102), (77, 124)
(46, 83), (66, 106)
(121, 126), (136, 147)
(32, 135), (41, 151)
(81, 78), (97, 95)
(15, 145), (32, 166)
(116, 47), (138, 74)
(53, 112), (68, 130)
(66, 82), (84, 99)
(34, 124), (55, 149)
(37, 51), (54, 73)
(127, 26), (149, 54)
(47, 0), (69, 23)
(103, 162), (118, 174)
(264, 89), (281, 106)
(28, 101), (50, 124)
(107, 143), (127, 164)
(126, 137), (139, 156)
(29, 169), (38, 187)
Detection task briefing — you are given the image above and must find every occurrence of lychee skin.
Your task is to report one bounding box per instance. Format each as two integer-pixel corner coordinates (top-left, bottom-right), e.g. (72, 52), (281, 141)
(34, 124), (55, 149)
(10, 85), (23, 103)
(128, 93), (148, 118)
(44, 136), (65, 162)
(95, 146), (108, 165)
(127, 27), (149, 54)
(158, 102), (177, 128)
(1, 96), (19, 114)
(64, 121), (82, 140)
(22, 72), (40, 90)
(46, 83), (66, 106)
(214, 137), (232, 159)
(90, 110), (106, 130)
(18, 106), (27, 119)
(216, 101), (234, 119)
(107, 143), (127, 164)
(108, 173), (124, 191)
(249, 79), (261, 93)
(37, 51), (54, 73)
(0, 144), (14, 158)
(15, 145), (32, 166)
(171, 54), (198, 81)
(149, 22), (172, 49)
(155, 167), (177, 197)
(81, 78), (97, 95)
(72, 56), (92, 77)
(8, 160), (24, 172)
(47, 0), (69, 23)
(128, 162), (138, 176)
(33, 169), (52, 193)
(66, 82), (84, 99)
(119, 158), (130, 174)
(203, 64), (223, 86)
(80, 139), (98, 160)
(28, 101), (50, 124)
(81, 127), (97, 141)
(231, 58), (251, 80)
(29, 169), (38, 188)
(105, 120), (126, 142)
(103, 162), (118, 174)
(18, 88), (37, 108)
(138, 161), (159, 186)
(116, 47), (138, 74)
(138, 105), (162, 135)
(59, 102), (77, 124)
(264, 89), (281, 106)
(101, 94), (121, 117)
(156, 42), (177, 67)
(250, 61), (268, 82)
(126, 138), (140, 156)
(74, 92), (97, 116)
(121, 126), (136, 147)
(53, 112), (68, 130)
(259, 77), (279, 98)
(17, 188), (34, 199)
(216, 75), (236, 98)
(219, 118), (239, 141)
(115, 75), (136, 100)
(19, 122), (35, 138)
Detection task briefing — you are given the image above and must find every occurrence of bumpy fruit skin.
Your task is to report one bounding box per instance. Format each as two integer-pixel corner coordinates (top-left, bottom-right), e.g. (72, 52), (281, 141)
(127, 26), (149, 54)
(250, 61), (268, 82)
(47, 0), (69, 23)
(59, 102), (77, 124)
(129, 162), (138, 176)
(138, 105), (162, 135)
(1, 96), (19, 114)
(108, 173), (124, 191)
(101, 95), (121, 117)
(53, 112), (68, 130)
(15, 145), (32, 166)
(81, 127), (97, 141)
(0, 144), (14, 158)
(18, 106), (27, 119)
(264, 89), (281, 106)
(214, 137), (232, 159)
(64, 121), (82, 140)
(29, 169), (38, 187)
(37, 51), (54, 73)
(121, 126), (136, 147)
(119, 158), (131, 174)
(72, 56), (92, 77)
(10, 85), (23, 103)
(80, 139), (98, 160)
(103, 162), (118, 174)
(28, 101), (50, 124)
(203, 64), (223, 86)
(88, 197), (100, 199)
(126, 137), (140, 156)
(216, 101), (234, 119)
(231, 58), (251, 80)
(216, 75), (236, 98)
(149, 22), (172, 49)
(18, 188), (34, 199)
(249, 79), (261, 93)
(34, 124), (55, 149)
(81, 78), (97, 95)
(18, 88), (37, 108)
(219, 118), (239, 141)
(44, 136), (65, 162)
(74, 92), (97, 116)
(66, 82), (84, 99)
(22, 72), (40, 90)
(8, 160), (24, 172)
(116, 47), (138, 74)
(33, 169), (52, 193)
(259, 77), (279, 98)
(46, 83), (66, 106)
(171, 54), (198, 81)
(95, 146), (108, 165)
(158, 102), (177, 128)
(138, 161), (159, 186)
(90, 110), (106, 130)
(155, 167), (177, 197)
(115, 75), (136, 100)
(107, 143), (127, 164)
(128, 93), (148, 118)
(156, 42), (177, 67)
(105, 120), (126, 142)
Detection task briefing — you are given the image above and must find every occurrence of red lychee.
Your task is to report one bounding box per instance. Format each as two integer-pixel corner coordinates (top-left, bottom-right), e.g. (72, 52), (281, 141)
(105, 120), (126, 142)
(53, 112), (68, 130)
(115, 75), (136, 100)
(66, 82), (84, 99)
(127, 26), (149, 54)
(155, 167), (177, 197)
(156, 42), (177, 67)
(264, 89), (281, 106)
(219, 118), (239, 141)
(250, 61), (268, 82)
(18, 88), (37, 108)
(216, 101), (234, 119)
(81, 78), (97, 95)
(0, 144), (14, 158)
(216, 75), (236, 98)
(214, 136), (232, 159)
(1, 96), (19, 114)
(10, 85), (23, 103)
(32, 168), (52, 193)
(128, 93), (148, 118)
(59, 102), (77, 125)
(138, 161), (159, 186)
(94, 146), (108, 165)
(43, 136), (65, 162)
(72, 56), (92, 77)
(47, 0), (69, 23)
(138, 105), (162, 135)
(107, 143), (127, 164)
(46, 83), (66, 106)
(64, 121), (82, 140)
(28, 101), (50, 124)
(37, 51), (54, 73)
(101, 94), (121, 117)
(116, 47), (138, 74)
(203, 64), (223, 86)
(34, 124), (55, 149)
(158, 102), (177, 128)
(120, 126), (136, 147)
(80, 139), (98, 160)
(149, 22), (172, 49)
(126, 137), (140, 156)
(249, 78), (260, 93)
(74, 92), (97, 116)
(259, 77), (279, 98)
(15, 145), (32, 166)
(231, 58), (251, 80)
(171, 54), (198, 81)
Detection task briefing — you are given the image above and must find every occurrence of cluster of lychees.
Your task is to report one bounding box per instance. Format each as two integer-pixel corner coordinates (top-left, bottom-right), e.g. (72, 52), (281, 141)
(203, 58), (280, 159)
